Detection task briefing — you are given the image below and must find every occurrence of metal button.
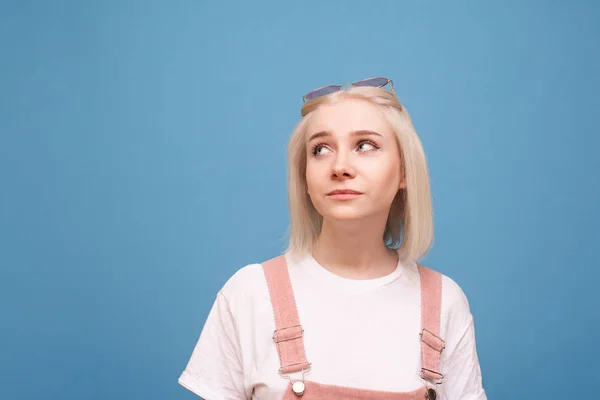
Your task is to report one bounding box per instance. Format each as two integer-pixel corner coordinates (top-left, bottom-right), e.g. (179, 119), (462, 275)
(292, 381), (305, 396)
(427, 388), (437, 400)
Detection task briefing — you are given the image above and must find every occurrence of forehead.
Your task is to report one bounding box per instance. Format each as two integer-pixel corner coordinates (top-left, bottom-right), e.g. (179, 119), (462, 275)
(306, 98), (392, 137)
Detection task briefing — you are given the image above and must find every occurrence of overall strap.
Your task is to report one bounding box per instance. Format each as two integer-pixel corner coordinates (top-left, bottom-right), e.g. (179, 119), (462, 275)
(262, 255), (311, 375)
(418, 265), (445, 384)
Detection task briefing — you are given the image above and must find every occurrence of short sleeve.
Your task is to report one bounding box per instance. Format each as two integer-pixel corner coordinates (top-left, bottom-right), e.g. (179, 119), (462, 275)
(178, 291), (248, 400)
(438, 277), (487, 400)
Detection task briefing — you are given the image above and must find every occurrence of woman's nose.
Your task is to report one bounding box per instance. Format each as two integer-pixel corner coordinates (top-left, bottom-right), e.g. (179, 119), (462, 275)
(331, 153), (356, 179)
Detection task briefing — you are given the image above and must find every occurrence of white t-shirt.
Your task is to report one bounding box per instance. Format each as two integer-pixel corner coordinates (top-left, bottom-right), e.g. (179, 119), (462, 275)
(178, 251), (487, 400)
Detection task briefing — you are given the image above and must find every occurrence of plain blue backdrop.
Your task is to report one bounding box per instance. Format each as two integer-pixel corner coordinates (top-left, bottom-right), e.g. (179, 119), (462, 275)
(1, 1), (599, 399)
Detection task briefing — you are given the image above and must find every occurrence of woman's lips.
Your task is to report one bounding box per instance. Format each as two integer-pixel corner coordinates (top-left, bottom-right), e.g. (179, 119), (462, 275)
(327, 193), (362, 200)
(326, 190), (363, 200)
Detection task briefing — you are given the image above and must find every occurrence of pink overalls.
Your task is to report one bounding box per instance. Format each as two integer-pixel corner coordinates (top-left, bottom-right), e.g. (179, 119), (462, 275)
(262, 255), (446, 400)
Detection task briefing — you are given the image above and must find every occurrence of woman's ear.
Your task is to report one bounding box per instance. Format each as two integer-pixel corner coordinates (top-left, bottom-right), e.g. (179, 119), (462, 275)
(398, 176), (407, 190)
(398, 160), (407, 189)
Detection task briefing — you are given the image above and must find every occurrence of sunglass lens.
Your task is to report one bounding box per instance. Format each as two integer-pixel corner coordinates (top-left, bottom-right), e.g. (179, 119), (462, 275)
(354, 77), (389, 88)
(305, 85), (341, 100)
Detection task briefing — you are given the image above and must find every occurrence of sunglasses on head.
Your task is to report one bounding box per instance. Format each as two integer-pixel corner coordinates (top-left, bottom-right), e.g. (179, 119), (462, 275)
(302, 77), (395, 103)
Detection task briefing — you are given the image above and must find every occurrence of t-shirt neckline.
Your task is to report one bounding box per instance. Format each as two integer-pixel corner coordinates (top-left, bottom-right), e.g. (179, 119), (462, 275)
(296, 250), (404, 294)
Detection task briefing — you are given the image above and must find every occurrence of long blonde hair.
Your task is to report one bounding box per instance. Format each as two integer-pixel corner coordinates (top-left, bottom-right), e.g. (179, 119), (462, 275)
(282, 86), (433, 263)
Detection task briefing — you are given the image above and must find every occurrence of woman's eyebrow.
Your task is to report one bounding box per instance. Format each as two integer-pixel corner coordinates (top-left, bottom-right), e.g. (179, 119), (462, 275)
(307, 130), (382, 142)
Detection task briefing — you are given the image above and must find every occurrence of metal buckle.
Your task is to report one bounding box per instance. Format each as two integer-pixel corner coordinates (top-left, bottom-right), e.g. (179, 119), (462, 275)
(419, 328), (446, 353)
(273, 324), (304, 343)
(278, 362), (312, 376)
(279, 364), (312, 397)
(426, 387), (438, 400)
(420, 367), (444, 384)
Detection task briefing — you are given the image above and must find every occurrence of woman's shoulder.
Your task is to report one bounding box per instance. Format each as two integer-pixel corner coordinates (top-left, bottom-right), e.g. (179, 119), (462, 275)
(215, 255), (284, 310)
(441, 273), (472, 315)
(415, 262), (470, 306)
(428, 266), (475, 333)
(218, 261), (265, 297)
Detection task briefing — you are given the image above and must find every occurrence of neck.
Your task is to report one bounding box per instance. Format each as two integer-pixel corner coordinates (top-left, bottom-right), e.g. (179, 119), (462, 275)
(311, 217), (399, 280)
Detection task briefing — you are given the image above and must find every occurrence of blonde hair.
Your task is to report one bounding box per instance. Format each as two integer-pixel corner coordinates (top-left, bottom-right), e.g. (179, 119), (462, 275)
(282, 86), (433, 263)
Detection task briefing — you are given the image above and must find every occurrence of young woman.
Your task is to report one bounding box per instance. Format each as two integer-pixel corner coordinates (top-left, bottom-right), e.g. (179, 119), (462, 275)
(178, 78), (487, 400)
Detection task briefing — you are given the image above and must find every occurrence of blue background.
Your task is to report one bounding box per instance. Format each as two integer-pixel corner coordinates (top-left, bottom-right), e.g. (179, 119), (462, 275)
(1, 1), (599, 399)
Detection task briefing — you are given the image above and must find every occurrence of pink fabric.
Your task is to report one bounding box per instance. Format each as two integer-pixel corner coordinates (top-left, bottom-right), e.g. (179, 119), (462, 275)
(281, 381), (427, 400)
(262, 255), (444, 399)
(418, 265), (445, 383)
(263, 257), (311, 374)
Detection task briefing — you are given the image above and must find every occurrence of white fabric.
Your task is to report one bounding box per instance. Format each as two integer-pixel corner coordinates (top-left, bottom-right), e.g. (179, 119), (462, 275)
(178, 251), (487, 400)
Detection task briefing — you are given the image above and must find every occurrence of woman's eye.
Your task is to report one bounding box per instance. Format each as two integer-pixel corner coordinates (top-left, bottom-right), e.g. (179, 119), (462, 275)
(312, 144), (330, 156)
(312, 141), (378, 156)
(357, 141), (377, 152)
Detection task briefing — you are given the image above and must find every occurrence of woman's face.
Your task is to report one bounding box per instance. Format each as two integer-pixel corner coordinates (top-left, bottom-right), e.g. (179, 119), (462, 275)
(305, 98), (405, 222)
